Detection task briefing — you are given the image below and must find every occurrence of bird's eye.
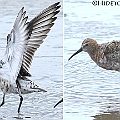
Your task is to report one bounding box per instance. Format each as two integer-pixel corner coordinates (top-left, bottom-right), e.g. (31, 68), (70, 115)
(85, 43), (88, 46)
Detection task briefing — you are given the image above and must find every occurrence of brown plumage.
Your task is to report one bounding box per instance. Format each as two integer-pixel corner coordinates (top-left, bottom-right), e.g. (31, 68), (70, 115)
(69, 38), (120, 71)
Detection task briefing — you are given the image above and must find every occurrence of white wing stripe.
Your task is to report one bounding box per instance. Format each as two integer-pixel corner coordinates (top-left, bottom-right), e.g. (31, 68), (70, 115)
(5, 7), (29, 83)
(19, 2), (60, 76)
(33, 18), (56, 30)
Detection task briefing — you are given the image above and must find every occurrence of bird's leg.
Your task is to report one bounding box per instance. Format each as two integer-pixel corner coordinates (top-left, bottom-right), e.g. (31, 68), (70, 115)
(16, 80), (23, 113)
(18, 95), (23, 113)
(0, 93), (5, 107)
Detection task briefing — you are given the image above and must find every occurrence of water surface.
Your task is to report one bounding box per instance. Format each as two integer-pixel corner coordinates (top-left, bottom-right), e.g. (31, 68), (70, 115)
(0, 0), (63, 120)
(64, 0), (120, 120)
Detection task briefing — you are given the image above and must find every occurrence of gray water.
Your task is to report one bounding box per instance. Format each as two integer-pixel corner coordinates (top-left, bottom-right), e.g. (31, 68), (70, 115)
(0, 0), (63, 120)
(1, 0), (120, 120)
(64, 0), (120, 120)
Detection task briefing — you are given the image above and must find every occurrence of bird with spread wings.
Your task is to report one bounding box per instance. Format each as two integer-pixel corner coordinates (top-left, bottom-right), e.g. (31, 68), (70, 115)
(0, 2), (61, 113)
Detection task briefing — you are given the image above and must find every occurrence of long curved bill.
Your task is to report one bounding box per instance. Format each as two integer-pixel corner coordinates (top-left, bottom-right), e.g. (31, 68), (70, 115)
(54, 98), (63, 108)
(68, 47), (83, 60)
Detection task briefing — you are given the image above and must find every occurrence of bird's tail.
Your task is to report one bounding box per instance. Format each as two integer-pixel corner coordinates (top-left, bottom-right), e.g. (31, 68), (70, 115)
(18, 77), (47, 94)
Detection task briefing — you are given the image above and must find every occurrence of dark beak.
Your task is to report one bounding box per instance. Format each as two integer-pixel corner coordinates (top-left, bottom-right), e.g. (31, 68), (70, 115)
(54, 98), (63, 108)
(68, 47), (83, 61)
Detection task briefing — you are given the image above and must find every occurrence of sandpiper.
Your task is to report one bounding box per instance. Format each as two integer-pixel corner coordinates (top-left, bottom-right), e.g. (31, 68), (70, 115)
(0, 2), (60, 113)
(69, 38), (120, 71)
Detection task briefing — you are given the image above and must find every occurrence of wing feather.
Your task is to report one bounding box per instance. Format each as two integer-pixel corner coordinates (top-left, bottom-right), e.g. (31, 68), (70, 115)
(4, 2), (60, 79)
(20, 2), (61, 76)
(5, 7), (29, 83)
(104, 40), (120, 62)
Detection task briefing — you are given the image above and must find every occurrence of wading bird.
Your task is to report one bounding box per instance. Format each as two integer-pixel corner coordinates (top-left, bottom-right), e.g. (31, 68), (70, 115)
(69, 38), (120, 71)
(0, 2), (60, 113)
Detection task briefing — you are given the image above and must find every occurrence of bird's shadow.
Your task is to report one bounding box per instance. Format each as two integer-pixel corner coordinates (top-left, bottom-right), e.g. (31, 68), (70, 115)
(13, 113), (31, 119)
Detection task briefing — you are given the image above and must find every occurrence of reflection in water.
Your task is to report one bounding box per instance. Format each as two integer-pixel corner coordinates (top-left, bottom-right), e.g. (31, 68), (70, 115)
(13, 113), (32, 119)
(93, 111), (120, 120)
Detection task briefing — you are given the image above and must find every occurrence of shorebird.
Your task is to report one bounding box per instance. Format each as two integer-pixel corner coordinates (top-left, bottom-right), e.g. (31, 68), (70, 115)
(54, 98), (63, 108)
(0, 2), (60, 113)
(68, 38), (120, 71)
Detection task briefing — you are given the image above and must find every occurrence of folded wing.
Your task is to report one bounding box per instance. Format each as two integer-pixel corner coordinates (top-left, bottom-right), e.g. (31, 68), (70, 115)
(103, 40), (120, 62)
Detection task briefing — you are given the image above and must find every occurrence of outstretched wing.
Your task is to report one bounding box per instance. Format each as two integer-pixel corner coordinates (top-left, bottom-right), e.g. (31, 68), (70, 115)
(5, 7), (29, 83)
(19, 2), (61, 76)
